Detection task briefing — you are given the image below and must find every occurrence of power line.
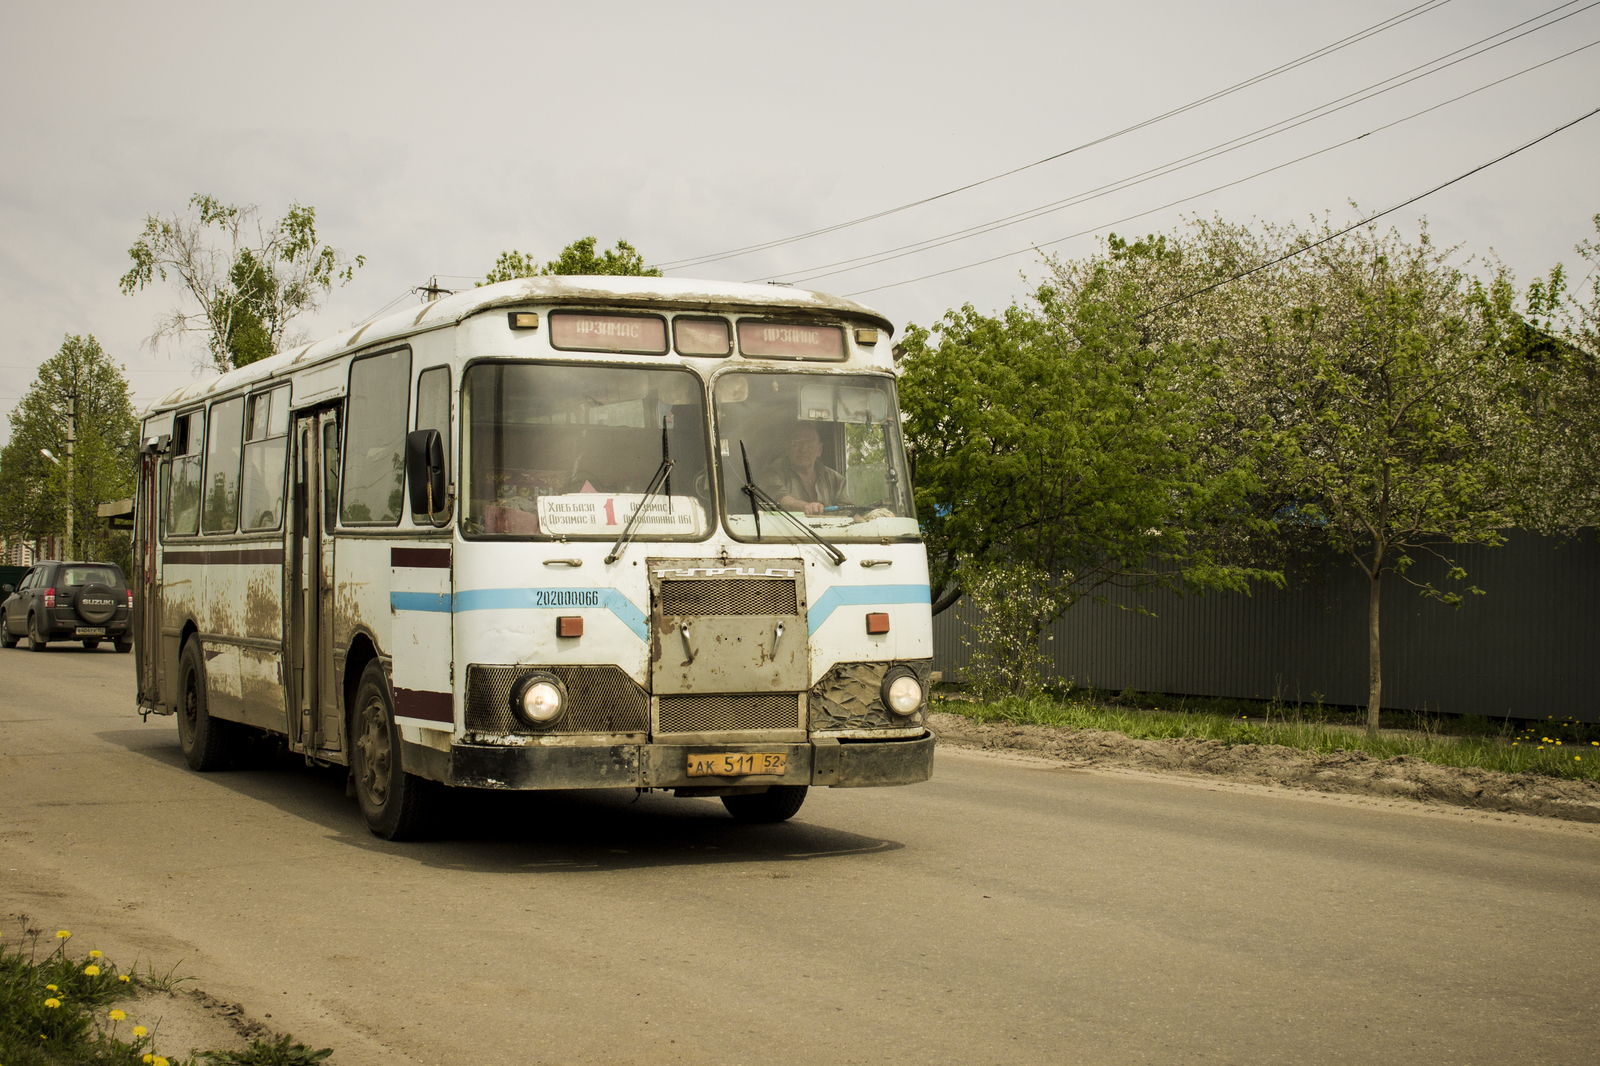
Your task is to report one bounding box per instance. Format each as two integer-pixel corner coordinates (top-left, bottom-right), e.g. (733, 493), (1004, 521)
(786, 30), (1600, 287)
(1138, 104), (1600, 315)
(846, 105), (1600, 300)
(655, 0), (1462, 271)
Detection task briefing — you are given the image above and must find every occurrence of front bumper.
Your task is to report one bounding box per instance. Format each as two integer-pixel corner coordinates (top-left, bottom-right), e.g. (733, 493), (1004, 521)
(406, 731), (936, 791)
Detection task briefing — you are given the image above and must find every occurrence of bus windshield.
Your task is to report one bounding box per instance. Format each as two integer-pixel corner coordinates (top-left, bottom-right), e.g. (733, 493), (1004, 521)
(463, 362), (713, 539)
(713, 370), (918, 542)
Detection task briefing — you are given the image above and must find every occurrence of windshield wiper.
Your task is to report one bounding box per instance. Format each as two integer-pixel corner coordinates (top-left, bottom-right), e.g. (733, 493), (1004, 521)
(606, 421), (674, 565)
(738, 440), (846, 566)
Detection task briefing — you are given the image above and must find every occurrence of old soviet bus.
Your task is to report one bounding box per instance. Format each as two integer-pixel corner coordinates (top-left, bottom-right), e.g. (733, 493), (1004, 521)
(132, 276), (934, 838)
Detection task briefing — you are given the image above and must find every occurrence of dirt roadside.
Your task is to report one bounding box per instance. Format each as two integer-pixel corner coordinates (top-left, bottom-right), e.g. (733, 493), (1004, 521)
(930, 711), (1600, 823)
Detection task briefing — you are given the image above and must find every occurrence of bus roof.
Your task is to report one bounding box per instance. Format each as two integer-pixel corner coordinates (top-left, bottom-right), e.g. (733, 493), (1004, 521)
(142, 276), (896, 415)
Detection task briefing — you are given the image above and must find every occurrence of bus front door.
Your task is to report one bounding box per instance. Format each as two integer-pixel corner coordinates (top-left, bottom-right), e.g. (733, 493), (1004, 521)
(288, 410), (343, 756)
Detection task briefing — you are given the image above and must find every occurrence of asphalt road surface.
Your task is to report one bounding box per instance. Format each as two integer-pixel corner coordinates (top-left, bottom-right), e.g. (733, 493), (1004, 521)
(2, 649), (1596, 1065)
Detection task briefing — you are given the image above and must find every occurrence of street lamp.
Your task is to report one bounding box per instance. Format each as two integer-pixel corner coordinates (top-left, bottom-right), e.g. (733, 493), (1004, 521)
(39, 443), (72, 559)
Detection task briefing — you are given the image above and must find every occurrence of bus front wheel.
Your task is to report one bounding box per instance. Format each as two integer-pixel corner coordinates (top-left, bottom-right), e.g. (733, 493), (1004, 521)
(178, 638), (241, 771)
(351, 660), (432, 841)
(722, 785), (808, 824)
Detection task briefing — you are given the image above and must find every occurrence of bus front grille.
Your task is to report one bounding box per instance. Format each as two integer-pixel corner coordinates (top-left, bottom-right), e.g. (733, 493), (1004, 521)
(465, 664), (649, 734)
(657, 693), (801, 733)
(659, 579), (797, 617)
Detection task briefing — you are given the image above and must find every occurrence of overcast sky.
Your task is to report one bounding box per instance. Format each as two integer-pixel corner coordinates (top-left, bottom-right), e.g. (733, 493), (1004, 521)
(2, 0), (1596, 444)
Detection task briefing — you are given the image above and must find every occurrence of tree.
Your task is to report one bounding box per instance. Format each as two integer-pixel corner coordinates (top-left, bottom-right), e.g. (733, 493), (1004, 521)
(480, 237), (662, 285)
(1518, 213), (1600, 534)
(1225, 222), (1528, 735)
(0, 335), (138, 571)
(899, 239), (1273, 695)
(120, 195), (364, 373)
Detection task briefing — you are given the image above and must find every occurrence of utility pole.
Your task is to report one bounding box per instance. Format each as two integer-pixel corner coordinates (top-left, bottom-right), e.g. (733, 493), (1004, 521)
(65, 393), (75, 561)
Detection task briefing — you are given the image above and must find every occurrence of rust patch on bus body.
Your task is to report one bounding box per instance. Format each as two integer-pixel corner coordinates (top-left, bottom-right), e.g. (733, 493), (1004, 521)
(245, 572), (281, 640)
(206, 594), (239, 639)
(334, 580), (371, 649)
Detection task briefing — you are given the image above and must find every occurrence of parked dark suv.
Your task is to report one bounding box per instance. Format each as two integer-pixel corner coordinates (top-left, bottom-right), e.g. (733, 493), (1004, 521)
(0, 561), (132, 652)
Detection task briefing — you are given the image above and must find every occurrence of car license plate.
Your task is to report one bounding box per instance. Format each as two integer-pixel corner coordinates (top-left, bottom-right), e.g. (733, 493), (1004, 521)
(686, 752), (787, 777)
(76, 627), (106, 637)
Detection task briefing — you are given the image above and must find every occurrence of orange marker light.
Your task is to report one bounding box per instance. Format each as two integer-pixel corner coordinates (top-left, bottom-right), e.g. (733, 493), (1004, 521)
(866, 612), (890, 635)
(557, 616), (584, 638)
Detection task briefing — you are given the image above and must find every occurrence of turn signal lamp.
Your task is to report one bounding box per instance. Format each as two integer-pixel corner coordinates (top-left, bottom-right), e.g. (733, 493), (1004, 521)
(866, 612), (890, 634)
(557, 616), (584, 638)
(508, 312), (540, 330)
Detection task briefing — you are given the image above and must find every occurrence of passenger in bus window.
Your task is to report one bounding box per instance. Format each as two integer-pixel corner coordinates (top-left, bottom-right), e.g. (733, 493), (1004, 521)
(767, 422), (850, 515)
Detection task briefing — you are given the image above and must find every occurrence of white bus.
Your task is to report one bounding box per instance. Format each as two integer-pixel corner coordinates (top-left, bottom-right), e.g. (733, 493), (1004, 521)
(132, 277), (934, 838)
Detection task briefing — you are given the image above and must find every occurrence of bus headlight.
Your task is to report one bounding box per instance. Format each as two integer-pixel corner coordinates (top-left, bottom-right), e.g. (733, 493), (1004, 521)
(881, 666), (923, 717)
(510, 672), (567, 726)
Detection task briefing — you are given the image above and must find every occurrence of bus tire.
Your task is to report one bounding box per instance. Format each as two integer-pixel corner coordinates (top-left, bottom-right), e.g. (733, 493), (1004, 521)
(351, 659), (432, 841)
(722, 785), (808, 824)
(178, 638), (240, 771)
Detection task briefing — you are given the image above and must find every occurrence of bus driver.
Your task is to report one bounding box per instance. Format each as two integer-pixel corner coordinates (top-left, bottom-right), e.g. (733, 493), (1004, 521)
(767, 421), (850, 515)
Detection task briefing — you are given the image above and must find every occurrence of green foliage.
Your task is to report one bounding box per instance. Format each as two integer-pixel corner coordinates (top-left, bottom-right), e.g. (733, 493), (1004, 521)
(1515, 212), (1600, 534)
(957, 558), (1070, 700)
(898, 240), (1274, 659)
(0, 335), (137, 568)
(479, 236), (662, 285)
(120, 195), (364, 372)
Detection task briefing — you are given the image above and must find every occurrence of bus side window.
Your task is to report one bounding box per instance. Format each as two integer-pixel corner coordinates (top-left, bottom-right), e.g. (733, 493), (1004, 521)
(201, 397), (245, 535)
(241, 386), (291, 532)
(168, 410), (204, 536)
(412, 366), (451, 523)
(323, 421), (340, 530)
(341, 348), (412, 525)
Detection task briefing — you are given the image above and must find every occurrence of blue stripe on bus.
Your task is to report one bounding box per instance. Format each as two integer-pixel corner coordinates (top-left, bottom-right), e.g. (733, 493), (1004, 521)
(806, 584), (931, 635)
(390, 588), (650, 642)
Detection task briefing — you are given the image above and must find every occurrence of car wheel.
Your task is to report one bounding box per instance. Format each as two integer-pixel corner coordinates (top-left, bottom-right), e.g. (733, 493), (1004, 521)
(721, 785), (808, 824)
(177, 638), (240, 771)
(114, 638), (132, 654)
(82, 639), (101, 650)
(27, 613), (47, 652)
(351, 660), (434, 841)
(0, 611), (16, 649)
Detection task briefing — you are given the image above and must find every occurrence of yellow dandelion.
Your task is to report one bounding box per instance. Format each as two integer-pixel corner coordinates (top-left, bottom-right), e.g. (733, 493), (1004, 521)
(154, 1058), (170, 1066)
(55, 930), (71, 939)
(109, 1009), (126, 1021)
(46, 984), (58, 992)
(143, 1055), (155, 1065)
(44, 998), (61, 1009)
(119, 974), (132, 983)
(89, 950), (102, 958)
(84, 964), (100, 976)
(133, 1025), (148, 1038)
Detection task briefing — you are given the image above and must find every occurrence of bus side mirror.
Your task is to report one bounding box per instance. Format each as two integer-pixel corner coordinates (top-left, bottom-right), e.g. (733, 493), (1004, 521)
(406, 429), (449, 519)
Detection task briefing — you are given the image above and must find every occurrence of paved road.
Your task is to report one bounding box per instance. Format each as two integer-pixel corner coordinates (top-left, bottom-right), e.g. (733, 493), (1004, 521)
(2, 650), (1597, 1065)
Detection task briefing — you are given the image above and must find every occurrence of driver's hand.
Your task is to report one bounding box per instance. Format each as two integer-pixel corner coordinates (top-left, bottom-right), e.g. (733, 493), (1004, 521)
(804, 501), (825, 516)
(866, 507), (894, 519)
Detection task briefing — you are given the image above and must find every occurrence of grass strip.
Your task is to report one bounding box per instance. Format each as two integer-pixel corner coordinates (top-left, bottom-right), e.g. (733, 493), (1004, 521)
(1, 927), (331, 1066)
(937, 692), (1600, 783)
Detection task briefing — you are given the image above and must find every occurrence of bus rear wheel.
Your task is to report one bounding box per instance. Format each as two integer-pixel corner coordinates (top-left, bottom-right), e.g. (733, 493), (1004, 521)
(722, 785), (808, 824)
(351, 660), (433, 841)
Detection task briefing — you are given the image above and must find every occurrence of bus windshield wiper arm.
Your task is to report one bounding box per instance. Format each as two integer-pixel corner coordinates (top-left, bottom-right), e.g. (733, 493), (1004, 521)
(606, 422), (674, 565)
(739, 440), (846, 566)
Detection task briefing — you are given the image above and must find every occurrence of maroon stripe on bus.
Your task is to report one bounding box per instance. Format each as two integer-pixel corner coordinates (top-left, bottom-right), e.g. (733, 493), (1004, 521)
(391, 547), (451, 569)
(394, 687), (453, 723)
(163, 548), (285, 566)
